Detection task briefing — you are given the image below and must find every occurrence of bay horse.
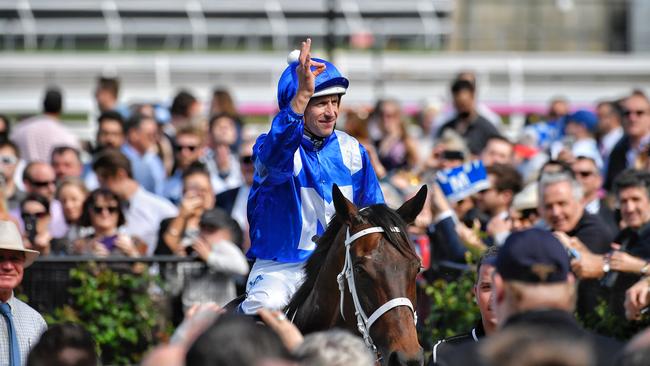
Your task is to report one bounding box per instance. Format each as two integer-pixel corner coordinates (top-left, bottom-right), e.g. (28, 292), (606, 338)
(285, 184), (427, 366)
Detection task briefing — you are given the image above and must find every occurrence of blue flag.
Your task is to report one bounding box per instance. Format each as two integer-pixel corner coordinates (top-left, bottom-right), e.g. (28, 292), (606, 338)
(436, 160), (490, 202)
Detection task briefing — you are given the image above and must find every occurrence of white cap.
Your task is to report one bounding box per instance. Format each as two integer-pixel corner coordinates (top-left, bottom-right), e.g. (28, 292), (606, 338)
(0, 221), (39, 267)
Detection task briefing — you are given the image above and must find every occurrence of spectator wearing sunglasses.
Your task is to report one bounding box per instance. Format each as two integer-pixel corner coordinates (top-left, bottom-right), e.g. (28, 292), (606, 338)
(19, 194), (53, 255)
(73, 188), (143, 258)
(0, 141), (26, 212)
(12, 162), (68, 239)
(605, 90), (650, 190)
(92, 149), (177, 255)
(163, 126), (206, 205)
(572, 155), (617, 235)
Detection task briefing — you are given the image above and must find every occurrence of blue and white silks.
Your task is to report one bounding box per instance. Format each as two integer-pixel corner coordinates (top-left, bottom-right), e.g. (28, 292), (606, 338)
(246, 107), (384, 263)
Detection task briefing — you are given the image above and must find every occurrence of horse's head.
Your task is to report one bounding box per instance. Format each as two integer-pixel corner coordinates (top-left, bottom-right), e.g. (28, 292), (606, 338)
(332, 184), (427, 366)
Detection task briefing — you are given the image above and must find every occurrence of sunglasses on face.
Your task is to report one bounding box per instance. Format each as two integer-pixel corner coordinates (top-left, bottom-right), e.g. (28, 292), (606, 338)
(574, 170), (595, 178)
(21, 211), (48, 220)
(29, 180), (55, 188)
(175, 145), (199, 152)
(240, 155), (253, 164)
(92, 205), (119, 215)
(623, 109), (649, 118)
(0, 155), (17, 165)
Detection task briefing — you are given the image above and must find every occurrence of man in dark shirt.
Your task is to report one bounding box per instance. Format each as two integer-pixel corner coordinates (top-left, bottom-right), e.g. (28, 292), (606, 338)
(568, 169), (650, 317)
(538, 170), (614, 318)
(437, 79), (501, 155)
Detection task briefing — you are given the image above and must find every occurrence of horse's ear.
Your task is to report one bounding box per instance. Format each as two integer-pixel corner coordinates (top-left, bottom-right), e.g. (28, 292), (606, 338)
(396, 185), (428, 224)
(332, 184), (358, 224)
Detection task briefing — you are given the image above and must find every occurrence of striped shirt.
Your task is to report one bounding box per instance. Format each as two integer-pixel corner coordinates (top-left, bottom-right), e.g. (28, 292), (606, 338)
(0, 295), (47, 366)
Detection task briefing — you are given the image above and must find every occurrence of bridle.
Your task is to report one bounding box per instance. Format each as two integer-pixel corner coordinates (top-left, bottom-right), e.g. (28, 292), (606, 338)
(336, 225), (418, 354)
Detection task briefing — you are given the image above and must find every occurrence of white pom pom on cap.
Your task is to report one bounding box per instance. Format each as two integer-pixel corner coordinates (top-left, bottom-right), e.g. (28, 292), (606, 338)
(287, 49), (301, 65)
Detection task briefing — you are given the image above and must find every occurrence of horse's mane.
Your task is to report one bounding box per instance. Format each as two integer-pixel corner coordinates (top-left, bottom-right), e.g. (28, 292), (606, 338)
(286, 204), (417, 314)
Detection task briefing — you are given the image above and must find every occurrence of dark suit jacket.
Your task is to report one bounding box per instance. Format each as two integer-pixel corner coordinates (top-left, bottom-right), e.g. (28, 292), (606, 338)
(604, 135), (629, 190)
(216, 186), (242, 215)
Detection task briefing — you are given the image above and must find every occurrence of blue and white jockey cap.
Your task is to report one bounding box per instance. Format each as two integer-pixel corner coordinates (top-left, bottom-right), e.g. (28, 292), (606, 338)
(276, 50), (350, 110)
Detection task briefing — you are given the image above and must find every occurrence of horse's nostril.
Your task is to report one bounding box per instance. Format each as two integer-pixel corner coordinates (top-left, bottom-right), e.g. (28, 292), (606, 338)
(387, 351), (424, 366)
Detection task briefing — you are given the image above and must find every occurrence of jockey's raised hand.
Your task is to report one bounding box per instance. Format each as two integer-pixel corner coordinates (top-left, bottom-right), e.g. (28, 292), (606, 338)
(291, 38), (326, 114)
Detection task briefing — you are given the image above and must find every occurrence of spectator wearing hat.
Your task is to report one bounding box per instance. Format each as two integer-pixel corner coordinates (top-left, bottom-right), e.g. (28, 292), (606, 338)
(0, 220), (47, 366)
(440, 229), (621, 366)
(491, 229), (620, 366)
(567, 170), (650, 317)
(510, 183), (540, 231)
(571, 155), (617, 235)
(550, 109), (603, 169)
(605, 91), (650, 190)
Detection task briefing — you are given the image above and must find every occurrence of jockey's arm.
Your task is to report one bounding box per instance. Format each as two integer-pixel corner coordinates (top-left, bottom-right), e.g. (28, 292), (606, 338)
(254, 109), (304, 185)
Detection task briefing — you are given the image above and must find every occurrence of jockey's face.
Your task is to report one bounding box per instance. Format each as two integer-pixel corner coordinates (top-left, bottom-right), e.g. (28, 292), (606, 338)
(304, 94), (340, 138)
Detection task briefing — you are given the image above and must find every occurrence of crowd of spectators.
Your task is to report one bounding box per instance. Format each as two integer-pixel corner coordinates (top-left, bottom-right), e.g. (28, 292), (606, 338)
(2, 67), (650, 365)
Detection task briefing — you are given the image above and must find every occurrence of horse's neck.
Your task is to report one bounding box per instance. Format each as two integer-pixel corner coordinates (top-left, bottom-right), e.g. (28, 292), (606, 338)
(293, 242), (346, 332)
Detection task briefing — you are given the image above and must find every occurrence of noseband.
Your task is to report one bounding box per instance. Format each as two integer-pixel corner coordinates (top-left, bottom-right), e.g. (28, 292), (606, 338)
(336, 225), (418, 353)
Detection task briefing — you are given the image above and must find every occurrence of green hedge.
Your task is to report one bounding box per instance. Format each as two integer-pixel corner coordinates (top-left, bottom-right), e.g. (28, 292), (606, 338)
(45, 263), (171, 365)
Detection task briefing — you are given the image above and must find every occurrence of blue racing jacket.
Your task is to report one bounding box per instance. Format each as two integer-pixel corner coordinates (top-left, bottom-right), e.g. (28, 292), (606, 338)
(246, 107), (384, 263)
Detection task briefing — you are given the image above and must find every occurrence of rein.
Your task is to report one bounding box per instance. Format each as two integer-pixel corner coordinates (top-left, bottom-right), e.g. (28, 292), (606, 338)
(336, 225), (418, 354)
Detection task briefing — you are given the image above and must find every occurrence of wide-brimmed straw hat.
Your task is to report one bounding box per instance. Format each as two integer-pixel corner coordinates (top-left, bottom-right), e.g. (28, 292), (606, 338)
(0, 221), (40, 267)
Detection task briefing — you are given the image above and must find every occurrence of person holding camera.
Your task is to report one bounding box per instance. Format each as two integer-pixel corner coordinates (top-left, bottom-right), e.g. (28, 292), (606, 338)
(158, 162), (218, 256)
(19, 194), (52, 256)
(180, 208), (248, 310)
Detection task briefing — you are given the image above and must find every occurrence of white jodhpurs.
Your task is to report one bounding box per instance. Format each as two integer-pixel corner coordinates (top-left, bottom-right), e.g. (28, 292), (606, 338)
(240, 259), (305, 315)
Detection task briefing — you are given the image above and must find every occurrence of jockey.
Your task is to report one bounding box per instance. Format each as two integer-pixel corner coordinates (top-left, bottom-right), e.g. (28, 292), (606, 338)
(240, 39), (385, 314)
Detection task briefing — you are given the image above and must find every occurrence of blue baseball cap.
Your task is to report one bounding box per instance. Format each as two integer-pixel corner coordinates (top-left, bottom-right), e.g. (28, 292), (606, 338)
(490, 228), (570, 283)
(276, 57), (349, 110)
(565, 110), (598, 133)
